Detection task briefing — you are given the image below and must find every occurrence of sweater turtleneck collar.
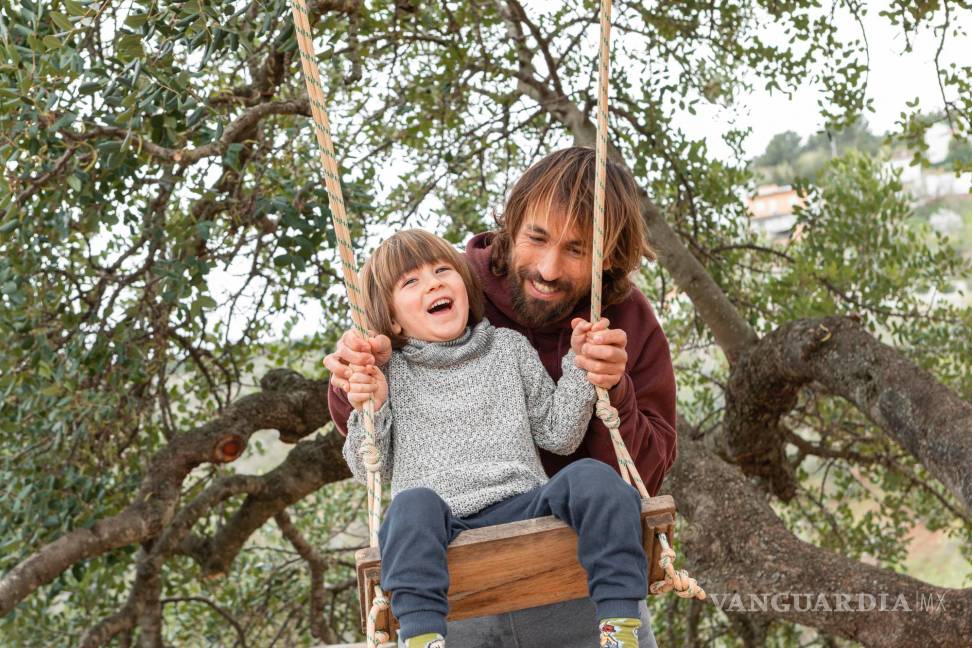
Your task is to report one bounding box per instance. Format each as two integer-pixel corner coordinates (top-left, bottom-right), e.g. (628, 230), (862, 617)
(400, 318), (494, 368)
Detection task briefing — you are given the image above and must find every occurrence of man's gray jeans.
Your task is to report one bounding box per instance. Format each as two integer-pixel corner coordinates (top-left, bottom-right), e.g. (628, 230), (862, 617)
(444, 597), (658, 647)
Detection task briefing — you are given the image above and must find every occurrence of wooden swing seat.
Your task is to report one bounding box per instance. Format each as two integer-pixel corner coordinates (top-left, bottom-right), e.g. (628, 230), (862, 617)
(354, 495), (676, 636)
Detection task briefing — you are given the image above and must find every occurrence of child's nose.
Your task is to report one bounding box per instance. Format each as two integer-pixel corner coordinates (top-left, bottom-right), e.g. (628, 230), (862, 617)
(425, 272), (443, 290)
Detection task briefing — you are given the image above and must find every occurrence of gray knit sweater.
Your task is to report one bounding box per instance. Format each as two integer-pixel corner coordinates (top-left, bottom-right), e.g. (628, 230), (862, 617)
(343, 319), (596, 517)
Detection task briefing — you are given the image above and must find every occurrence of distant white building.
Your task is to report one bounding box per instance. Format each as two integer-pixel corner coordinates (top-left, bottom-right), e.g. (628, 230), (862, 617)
(928, 207), (963, 235)
(884, 125), (972, 204)
(746, 184), (804, 240)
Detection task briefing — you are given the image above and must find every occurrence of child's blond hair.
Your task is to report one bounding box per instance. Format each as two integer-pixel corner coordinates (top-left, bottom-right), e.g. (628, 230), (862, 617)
(361, 229), (485, 348)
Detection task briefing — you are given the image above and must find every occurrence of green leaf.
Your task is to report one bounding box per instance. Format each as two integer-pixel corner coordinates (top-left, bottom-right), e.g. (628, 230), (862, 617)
(63, 0), (87, 17)
(124, 13), (148, 29)
(78, 81), (100, 95)
(42, 35), (62, 49)
(50, 12), (74, 31)
(116, 33), (143, 59)
(196, 295), (217, 310)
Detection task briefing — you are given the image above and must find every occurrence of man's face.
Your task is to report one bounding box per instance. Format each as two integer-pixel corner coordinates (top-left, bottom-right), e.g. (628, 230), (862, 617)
(508, 207), (593, 326)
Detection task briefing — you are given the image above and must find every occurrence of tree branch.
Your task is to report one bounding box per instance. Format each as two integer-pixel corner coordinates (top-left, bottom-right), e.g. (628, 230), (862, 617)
(667, 419), (972, 646)
(275, 511), (335, 643)
(725, 315), (972, 513)
(179, 428), (349, 577)
(0, 370), (328, 617)
(79, 474), (266, 648)
(161, 597), (249, 648)
(63, 99), (310, 166)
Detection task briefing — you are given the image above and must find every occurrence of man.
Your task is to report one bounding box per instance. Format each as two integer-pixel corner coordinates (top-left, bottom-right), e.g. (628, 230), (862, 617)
(324, 147), (677, 647)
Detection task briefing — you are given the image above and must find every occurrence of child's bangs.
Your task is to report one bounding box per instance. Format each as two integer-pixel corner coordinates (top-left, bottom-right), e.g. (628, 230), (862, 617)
(372, 231), (461, 292)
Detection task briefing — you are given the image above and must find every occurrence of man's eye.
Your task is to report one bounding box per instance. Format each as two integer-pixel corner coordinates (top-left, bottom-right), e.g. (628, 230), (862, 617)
(529, 236), (545, 243)
(567, 247), (584, 257)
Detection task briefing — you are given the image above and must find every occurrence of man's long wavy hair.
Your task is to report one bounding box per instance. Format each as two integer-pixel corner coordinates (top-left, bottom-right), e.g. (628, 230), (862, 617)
(490, 147), (654, 307)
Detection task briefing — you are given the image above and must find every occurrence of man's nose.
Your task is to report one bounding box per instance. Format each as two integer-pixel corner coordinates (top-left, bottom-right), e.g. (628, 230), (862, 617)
(536, 249), (562, 281)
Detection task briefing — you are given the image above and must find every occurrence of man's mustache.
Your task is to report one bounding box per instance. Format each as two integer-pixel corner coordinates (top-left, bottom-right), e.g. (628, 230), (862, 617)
(516, 269), (572, 295)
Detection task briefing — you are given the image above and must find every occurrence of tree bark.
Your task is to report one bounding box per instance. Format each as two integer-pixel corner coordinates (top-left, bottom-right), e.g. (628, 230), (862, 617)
(666, 419), (972, 647)
(725, 316), (972, 513)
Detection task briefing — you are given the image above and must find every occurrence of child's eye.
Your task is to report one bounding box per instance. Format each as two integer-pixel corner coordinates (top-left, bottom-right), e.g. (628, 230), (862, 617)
(435, 265), (452, 274)
(402, 277), (417, 287)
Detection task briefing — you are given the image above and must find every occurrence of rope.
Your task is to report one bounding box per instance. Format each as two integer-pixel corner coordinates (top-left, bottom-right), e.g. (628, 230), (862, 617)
(591, 0), (704, 602)
(590, 0), (648, 499)
(366, 585), (395, 647)
(289, 2), (390, 642)
(288, 0), (382, 547)
(648, 534), (706, 599)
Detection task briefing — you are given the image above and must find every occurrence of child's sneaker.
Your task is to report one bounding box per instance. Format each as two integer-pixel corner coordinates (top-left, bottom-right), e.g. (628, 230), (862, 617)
(398, 632), (445, 648)
(599, 617), (641, 647)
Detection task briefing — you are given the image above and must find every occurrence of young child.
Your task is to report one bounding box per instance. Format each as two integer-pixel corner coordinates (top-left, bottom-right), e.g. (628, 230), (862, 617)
(341, 229), (647, 648)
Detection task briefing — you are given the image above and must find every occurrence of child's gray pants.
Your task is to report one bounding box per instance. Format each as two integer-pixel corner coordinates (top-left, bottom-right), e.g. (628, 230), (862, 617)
(378, 458), (650, 642)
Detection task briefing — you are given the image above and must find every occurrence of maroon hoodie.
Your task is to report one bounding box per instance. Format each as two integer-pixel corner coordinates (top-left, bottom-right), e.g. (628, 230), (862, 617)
(327, 232), (678, 495)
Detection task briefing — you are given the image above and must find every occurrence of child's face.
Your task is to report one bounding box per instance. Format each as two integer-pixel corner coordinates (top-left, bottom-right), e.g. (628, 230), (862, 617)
(390, 261), (470, 342)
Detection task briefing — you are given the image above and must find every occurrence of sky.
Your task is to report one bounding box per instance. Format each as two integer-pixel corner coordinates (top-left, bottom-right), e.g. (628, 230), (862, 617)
(682, 5), (972, 162)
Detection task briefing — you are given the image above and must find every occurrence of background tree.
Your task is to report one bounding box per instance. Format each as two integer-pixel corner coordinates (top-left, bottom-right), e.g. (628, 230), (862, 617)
(2, 1), (971, 646)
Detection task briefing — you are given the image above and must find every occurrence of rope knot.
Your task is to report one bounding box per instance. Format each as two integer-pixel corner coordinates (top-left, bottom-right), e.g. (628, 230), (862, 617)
(649, 546), (706, 600)
(595, 397), (620, 429)
(372, 592), (389, 610)
(359, 440), (382, 473)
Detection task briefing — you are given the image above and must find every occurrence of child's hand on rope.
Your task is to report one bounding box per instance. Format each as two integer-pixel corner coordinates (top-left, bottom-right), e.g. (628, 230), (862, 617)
(347, 363), (388, 411)
(570, 317), (592, 356)
(570, 317), (628, 390)
(324, 329), (392, 393)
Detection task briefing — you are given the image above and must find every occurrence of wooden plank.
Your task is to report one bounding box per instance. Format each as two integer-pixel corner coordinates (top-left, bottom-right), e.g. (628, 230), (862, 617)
(356, 495), (676, 631)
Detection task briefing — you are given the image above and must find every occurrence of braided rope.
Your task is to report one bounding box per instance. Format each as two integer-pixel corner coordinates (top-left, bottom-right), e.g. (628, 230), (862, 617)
(592, 0), (704, 602)
(288, 3), (393, 642)
(288, 0), (382, 548)
(590, 0), (648, 500)
(649, 534), (706, 599)
(366, 585), (396, 647)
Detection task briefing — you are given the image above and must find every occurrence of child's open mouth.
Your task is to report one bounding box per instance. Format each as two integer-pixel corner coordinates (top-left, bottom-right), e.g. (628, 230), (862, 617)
(426, 298), (453, 315)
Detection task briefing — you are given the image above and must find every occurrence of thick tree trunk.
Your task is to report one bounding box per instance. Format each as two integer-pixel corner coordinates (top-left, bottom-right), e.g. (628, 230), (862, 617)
(666, 421), (972, 647)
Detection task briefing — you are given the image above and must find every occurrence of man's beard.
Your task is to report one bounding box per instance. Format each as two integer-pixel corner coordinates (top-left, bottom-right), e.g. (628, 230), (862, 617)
(508, 266), (585, 327)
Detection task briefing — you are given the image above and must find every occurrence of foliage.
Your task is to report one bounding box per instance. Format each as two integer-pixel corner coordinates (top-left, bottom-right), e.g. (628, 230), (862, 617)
(1, 0), (971, 645)
(750, 120), (883, 184)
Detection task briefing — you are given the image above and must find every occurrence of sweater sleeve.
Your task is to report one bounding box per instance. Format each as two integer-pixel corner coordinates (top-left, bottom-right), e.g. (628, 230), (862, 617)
(511, 333), (596, 455)
(583, 296), (678, 496)
(328, 380), (353, 437)
(342, 401), (394, 486)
